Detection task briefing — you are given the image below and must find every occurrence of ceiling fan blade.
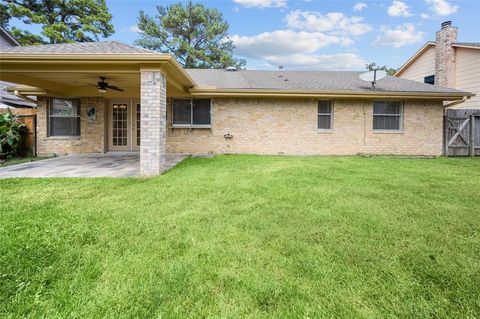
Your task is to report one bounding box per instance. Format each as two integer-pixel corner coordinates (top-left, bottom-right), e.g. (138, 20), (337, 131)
(106, 85), (124, 92)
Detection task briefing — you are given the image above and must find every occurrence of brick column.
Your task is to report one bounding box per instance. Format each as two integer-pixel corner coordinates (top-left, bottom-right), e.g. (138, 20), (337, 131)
(140, 70), (167, 176)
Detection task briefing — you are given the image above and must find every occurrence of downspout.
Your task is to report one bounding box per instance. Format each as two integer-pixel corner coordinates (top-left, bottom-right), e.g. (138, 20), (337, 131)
(13, 90), (37, 104)
(443, 96), (469, 109)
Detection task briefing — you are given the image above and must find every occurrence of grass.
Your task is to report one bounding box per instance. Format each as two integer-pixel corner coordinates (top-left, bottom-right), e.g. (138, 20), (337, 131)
(0, 155), (479, 318)
(0, 155), (51, 167)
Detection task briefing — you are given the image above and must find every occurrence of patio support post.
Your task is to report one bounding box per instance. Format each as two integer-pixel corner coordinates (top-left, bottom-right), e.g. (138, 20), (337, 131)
(140, 69), (167, 176)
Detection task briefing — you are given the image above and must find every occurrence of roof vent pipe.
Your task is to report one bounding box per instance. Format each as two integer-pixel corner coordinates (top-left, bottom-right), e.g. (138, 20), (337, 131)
(441, 21), (452, 29)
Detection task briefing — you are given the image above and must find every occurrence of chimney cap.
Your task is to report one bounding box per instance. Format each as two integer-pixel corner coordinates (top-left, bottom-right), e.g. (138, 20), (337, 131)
(441, 21), (452, 29)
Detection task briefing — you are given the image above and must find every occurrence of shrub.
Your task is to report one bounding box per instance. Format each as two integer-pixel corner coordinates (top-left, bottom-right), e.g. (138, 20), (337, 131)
(0, 109), (26, 158)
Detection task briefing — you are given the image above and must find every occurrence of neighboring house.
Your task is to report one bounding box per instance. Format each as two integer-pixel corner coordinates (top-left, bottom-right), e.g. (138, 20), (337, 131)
(0, 41), (473, 175)
(395, 21), (480, 109)
(0, 26), (20, 47)
(0, 26), (36, 108)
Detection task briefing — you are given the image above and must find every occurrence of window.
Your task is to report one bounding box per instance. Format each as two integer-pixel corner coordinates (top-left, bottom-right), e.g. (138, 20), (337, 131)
(48, 98), (80, 136)
(373, 101), (403, 131)
(424, 75), (435, 85)
(172, 98), (211, 127)
(318, 100), (333, 130)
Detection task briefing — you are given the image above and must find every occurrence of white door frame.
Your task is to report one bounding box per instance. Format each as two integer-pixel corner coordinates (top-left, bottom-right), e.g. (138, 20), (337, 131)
(108, 98), (140, 152)
(132, 99), (141, 151)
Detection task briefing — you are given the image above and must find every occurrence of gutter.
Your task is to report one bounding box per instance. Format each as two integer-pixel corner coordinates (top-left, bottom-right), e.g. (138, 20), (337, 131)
(189, 88), (472, 100)
(13, 90), (37, 104)
(443, 96), (470, 108)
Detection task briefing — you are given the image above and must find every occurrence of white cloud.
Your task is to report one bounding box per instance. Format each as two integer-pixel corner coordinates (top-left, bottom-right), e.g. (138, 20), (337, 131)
(285, 10), (372, 36)
(129, 25), (141, 33)
(421, 13), (430, 19)
(425, 0), (458, 16)
(233, 0), (287, 8)
(372, 23), (425, 48)
(353, 2), (368, 12)
(387, 1), (413, 17)
(262, 53), (366, 70)
(231, 30), (364, 70)
(232, 30), (351, 57)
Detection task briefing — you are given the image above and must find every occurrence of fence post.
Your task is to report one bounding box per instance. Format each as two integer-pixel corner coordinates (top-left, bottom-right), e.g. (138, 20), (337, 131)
(443, 114), (448, 156)
(470, 115), (475, 157)
(33, 115), (37, 157)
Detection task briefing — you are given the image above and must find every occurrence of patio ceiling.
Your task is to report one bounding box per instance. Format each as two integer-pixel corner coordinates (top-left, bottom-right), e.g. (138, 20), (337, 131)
(0, 53), (196, 98)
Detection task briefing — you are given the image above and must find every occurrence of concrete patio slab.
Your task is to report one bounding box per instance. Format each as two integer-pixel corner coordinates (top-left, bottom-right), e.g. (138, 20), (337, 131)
(0, 153), (186, 178)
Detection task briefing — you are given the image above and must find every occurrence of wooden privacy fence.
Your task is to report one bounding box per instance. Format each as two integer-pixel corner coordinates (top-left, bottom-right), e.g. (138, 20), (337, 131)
(0, 108), (37, 156)
(445, 109), (480, 157)
(18, 114), (37, 156)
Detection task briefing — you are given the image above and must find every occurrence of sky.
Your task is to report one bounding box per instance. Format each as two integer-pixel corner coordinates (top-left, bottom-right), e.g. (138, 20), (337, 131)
(10, 0), (480, 71)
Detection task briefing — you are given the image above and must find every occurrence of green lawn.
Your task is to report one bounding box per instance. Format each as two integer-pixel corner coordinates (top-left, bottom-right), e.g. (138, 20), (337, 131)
(1, 155), (479, 318)
(0, 155), (51, 168)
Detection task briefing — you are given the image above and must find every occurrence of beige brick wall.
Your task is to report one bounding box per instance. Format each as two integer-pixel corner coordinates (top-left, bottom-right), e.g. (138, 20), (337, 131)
(36, 96), (106, 155)
(167, 98), (445, 156)
(34, 97), (445, 156)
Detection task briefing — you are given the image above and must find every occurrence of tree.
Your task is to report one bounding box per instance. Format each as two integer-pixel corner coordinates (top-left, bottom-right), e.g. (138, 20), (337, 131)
(365, 62), (397, 76)
(0, 2), (10, 29)
(2, 0), (114, 45)
(135, 1), (246, 69)
(10, 27), (46, 45)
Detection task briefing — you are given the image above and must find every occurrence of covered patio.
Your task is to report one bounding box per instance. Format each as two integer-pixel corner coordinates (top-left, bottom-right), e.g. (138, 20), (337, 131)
(0, 153), (186, 178)
(0, 42), (196, 176)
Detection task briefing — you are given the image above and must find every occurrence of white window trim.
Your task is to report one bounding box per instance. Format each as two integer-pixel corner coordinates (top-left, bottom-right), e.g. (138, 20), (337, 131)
(172, 98), (212, 128)
(318, 100), (334, 132)
(373, 102), (404, 132)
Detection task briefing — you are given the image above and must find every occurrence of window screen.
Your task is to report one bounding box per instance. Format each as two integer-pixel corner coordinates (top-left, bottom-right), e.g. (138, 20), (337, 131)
(318, 100), (333, 130)
(192, 99), (211, 125)
(172, 99), (191, 125)
(373, 101), (403, 130)
(48, 98), (80, 136)
(173, 98), (211, 126)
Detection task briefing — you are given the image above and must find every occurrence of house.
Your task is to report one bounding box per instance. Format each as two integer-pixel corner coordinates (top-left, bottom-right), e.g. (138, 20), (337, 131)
(0, 26), (20, 47)
(0, 41), (473, 175)
(395, 21), (480, 109)
(0, 26), (36, 109)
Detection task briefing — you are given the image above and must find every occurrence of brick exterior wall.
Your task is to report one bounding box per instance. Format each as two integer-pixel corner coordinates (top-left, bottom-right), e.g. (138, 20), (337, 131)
(140, 70), (167, 175)
(34, 96), (445, 157)
(167, 98), (445, 156)
(435, 24), (457, 88)
(36, 96), (106, 155)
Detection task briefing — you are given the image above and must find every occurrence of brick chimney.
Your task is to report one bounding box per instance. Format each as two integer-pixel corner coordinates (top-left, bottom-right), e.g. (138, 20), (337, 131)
(435, 21), (457, 88)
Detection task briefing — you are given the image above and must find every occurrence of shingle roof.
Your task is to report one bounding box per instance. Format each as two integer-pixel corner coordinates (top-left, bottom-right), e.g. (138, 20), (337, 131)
(0, 81), (36, 108)
(0, 41), (156, 54)
(186, 69), (470, 95)
(0, 40), (472, 96)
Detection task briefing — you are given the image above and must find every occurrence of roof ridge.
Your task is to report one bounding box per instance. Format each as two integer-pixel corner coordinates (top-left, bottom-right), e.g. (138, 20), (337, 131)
(0, 40), (159, 54)
(110, 40), (158, 53)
